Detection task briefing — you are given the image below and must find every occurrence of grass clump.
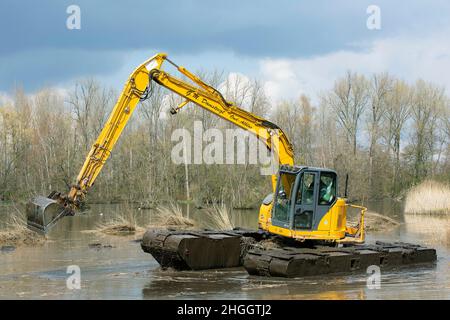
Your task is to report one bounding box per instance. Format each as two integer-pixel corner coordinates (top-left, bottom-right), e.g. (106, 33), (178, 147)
(203, 204), (234, 231)
(0, 213), (45, 246)
(97, 208), (143, 236)
(96, 202), (196, 236)
(404, 180), (450, 215)
(153, 202), (195, 227)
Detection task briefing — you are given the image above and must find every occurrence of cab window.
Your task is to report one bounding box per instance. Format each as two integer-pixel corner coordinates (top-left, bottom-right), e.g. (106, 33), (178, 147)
(296, 172), (315, 205)
(273, 172), (296, 223)
(318, 172), (336, 205)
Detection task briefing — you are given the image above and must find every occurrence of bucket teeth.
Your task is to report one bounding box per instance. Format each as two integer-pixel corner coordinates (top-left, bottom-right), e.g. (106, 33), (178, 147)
(26, 195), (71, 234)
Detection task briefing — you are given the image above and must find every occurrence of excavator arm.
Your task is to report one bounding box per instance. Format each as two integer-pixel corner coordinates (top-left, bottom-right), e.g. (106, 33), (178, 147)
(150, 58), (294, 186)
(26, 53), (293, 233)
(66, 55), (166, 206)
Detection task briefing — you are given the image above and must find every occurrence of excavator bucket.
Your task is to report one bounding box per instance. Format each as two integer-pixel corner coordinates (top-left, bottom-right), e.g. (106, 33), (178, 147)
(26, 195), (71, 234)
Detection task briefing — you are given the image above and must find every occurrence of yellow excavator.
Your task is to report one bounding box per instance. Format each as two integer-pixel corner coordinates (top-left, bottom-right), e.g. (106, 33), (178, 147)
(26, 53), (436, 277)
(26, 53), (365, 242)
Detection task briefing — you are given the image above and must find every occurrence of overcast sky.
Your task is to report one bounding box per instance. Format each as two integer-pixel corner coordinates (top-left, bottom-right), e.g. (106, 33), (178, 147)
(1, 0), (450, 102)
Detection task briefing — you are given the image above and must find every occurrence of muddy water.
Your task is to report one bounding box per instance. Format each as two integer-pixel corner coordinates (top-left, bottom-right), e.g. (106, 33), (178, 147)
(0, 202), (449, 300)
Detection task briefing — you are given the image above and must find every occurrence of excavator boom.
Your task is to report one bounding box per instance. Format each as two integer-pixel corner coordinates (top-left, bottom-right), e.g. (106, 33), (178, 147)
(26, 54), (165, 232)
(26, 53), (294, 233)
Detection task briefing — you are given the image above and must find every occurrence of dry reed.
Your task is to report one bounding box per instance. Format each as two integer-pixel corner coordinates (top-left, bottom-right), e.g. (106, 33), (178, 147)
(0, 213), (45, 246)
(203, 204), (234, 230)
(404, 180), (450, 215)
(153, 202), (195, 227)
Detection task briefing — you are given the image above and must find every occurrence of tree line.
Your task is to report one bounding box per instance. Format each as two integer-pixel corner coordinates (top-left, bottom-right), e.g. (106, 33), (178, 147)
(0, 71), (449, 208)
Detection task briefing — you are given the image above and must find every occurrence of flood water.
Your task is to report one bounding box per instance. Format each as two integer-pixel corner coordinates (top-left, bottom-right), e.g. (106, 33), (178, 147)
(0, 201), (449, 300)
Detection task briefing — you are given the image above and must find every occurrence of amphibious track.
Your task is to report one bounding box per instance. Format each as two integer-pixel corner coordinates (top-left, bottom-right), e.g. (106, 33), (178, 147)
(141, 229), (437, 278)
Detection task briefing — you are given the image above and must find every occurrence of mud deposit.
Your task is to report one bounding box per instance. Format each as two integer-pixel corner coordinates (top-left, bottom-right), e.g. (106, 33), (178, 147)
(0, 202), (449, 299)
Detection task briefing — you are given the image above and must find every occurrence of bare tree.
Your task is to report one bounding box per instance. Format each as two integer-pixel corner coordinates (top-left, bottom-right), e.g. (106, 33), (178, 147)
(383, 80), (412, 195)
(68, 79), (112, 151)
(367, 73), (393, 190)
(408, 80), (445, 181)
(2, 71), (450, 206)
(324, 71), (369, 155)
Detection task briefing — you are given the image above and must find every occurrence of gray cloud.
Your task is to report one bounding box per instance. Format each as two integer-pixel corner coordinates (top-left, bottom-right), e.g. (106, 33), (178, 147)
(0, 0), (382, 55)
(0, 0), (449, 91)
(0, 49), (124, 91)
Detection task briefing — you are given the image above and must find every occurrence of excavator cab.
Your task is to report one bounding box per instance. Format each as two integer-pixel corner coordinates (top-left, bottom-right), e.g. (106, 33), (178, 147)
(259, 164), (366, 243)
(271, 166), (338, 232)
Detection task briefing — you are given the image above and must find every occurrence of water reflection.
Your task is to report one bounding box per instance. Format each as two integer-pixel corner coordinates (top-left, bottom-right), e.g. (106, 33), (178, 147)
(0, 200), (449, 299)
(404, 214), (450, 246)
